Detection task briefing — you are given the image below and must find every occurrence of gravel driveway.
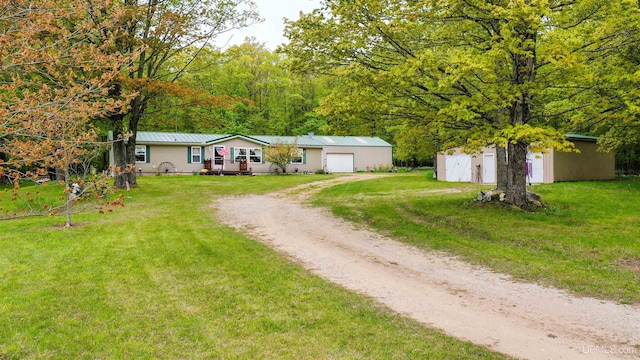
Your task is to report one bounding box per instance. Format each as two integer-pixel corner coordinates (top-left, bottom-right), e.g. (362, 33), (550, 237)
(213, 175), (640, 360)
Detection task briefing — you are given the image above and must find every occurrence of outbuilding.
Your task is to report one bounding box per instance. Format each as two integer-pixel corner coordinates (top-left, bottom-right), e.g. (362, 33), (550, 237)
(435, 134), (615, 184)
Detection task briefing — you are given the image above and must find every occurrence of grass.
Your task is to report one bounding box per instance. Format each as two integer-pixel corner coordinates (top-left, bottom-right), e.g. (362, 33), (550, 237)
(313, 171), (640, 304)
(0, 174), (508, 359)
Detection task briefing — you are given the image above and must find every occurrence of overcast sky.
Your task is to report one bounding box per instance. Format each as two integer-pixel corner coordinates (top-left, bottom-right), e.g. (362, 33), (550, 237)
(216, 0), (322, 50)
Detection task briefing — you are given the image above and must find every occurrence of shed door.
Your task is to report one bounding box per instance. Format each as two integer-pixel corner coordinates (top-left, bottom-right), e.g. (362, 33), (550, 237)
(526, 153), (544, 184)
(483, 154), (496, 184)
(326, 153), (354, 173)
(445, 155), (472, 182)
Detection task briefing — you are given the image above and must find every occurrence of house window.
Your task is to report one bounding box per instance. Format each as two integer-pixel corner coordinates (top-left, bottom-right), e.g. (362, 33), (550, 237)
(290, 149), (304, 164)
(235, 148), (247, 163)
(234, 147), (262, 164)
(135, 145), (147, 163)
(191, 146), (202, 163)
(249, 148), (262, 164)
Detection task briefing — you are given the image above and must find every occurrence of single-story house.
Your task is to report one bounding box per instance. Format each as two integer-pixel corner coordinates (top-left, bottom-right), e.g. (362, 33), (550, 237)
(110, 131), (393, 175)
(436, 134), (615, 184)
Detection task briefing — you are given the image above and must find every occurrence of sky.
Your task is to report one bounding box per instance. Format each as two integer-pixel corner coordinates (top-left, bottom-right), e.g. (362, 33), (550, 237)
(216, 0), (323, 50)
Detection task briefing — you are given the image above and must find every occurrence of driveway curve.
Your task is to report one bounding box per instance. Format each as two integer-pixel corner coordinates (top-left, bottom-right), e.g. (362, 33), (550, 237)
(213, 175), (639, 360)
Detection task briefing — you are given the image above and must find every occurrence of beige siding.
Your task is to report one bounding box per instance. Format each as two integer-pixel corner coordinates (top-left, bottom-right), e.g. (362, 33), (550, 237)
(473, 148), (494, 184)
(436, 148), (484, 182)
(133, 138), (392, 175)
(207, 139), (326, 174)
(209, 139), (267, 173)
(552, 140), (615, 181)
(323, 145), (393, 173)
(541, 152), (554, 184)
(438, 141), (614, 183)
(135, 145), (206, 175)
(214, 142), (392, 174)
(436, 152), (446, 181)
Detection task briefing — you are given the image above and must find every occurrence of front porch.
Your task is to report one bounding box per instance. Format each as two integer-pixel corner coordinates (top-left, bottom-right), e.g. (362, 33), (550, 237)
(203, 159), (252, 176)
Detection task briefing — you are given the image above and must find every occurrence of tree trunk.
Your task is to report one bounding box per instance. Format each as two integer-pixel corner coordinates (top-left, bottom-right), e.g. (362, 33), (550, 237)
(125, 132), (137, 187)
(112, 130), (129, 189)
(496, 145), (508, 191)
(111, 94), (146, 189)
(505, 142), (528, 207)
(64, 167), (72, 227)
(125, 95), (148, 187)
(432, 153), (437, 178)
(504, 10), (537, 207)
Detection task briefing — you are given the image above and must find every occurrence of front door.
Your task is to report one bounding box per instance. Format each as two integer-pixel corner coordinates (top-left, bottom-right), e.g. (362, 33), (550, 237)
(213, 146), (228, 171)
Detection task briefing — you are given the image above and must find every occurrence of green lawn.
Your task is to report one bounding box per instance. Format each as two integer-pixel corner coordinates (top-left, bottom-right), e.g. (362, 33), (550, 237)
(313, 171), (640, 304)
(0, 175), (508, 359)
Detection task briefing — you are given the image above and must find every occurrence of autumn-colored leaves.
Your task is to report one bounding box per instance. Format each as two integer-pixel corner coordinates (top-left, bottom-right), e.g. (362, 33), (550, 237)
(1, 0), (130, 224)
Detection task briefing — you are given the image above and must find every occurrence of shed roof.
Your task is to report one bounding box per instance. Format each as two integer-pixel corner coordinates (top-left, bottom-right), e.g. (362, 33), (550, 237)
(565, 134), (598, 141)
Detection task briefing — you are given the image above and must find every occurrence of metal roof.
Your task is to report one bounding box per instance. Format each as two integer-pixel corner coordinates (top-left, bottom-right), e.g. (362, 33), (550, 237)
(206, 134), (271, 146)
(565, 134), (598, 141)
(137, 132), (392, 147)
(136, 132), (226, 144)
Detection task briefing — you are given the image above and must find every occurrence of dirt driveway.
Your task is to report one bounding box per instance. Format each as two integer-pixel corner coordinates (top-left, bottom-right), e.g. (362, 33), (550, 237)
(213, 175), (640, 360)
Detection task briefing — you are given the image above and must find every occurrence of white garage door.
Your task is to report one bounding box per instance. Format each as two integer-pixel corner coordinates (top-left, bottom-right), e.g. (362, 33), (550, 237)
(445, 155), (472, 182)
(326, 153), (354, 173)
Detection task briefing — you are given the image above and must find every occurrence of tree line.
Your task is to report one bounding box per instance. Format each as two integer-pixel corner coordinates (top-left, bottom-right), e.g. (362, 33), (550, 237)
(281, 0), (640, 206)
(2, 0), (640, 215)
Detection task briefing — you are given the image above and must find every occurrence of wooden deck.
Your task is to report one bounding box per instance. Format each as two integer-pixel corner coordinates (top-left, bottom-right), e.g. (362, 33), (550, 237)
(213, 170), (252, 176)
(203, 160), (252, 176)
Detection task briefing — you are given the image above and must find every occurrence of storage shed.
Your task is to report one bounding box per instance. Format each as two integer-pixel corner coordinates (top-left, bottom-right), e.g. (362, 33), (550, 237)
(436, 135), (615, 184)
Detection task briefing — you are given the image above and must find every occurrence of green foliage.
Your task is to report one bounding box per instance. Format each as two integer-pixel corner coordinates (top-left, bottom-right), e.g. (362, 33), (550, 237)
(282, 0), (636, 207)
(565, 1), (640, 152)
(0, 176), (123, 225)
(142, 39), (331, 136)
(390, 124), (438, 167)
(264, 138), (300, 173)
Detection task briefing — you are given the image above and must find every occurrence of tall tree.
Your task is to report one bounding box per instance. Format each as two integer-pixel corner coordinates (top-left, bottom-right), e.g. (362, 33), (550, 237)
(567, 1), (640, 154)
(283, 0), (631, 207)
(141, 39), (330, 136)
(94, 0), (260, 188)
(0, 0), (130, 225)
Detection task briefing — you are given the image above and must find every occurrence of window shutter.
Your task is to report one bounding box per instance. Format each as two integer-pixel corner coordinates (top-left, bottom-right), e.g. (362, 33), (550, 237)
(303, 149), (306, 164)
(230, 147), (235, 164)
(146, 146), (151, 163)
(262, 148), (265, 164)
(188, 147), (192, 164)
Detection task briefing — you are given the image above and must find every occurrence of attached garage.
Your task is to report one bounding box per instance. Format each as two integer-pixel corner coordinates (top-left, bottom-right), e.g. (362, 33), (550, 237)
(121, 132), (392, 175)
(326, 153), (354, 173)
